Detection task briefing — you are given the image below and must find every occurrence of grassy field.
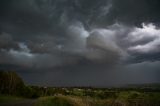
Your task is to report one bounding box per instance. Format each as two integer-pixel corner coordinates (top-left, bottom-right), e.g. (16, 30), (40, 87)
(0, 95), (25, 103)
(1, 90), (160, 106)
(34, 95), (114, 106)
(33, 90), (160, 106)
(34, 92), (160, 106)
(35, 96), (73, 106)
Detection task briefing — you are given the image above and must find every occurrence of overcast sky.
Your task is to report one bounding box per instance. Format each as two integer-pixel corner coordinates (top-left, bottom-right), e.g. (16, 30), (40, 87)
(0, 0), (160, 87)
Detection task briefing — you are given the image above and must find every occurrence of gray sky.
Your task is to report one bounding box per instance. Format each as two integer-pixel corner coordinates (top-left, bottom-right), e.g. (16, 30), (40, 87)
(0, 0), (160, 87)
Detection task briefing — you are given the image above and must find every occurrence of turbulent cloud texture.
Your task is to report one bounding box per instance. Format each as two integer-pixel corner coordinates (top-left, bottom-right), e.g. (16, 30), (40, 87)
(0, 0), (160, 86)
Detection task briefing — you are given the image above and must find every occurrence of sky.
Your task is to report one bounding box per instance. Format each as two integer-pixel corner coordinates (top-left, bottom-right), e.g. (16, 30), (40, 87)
(0, 0), (160, 87)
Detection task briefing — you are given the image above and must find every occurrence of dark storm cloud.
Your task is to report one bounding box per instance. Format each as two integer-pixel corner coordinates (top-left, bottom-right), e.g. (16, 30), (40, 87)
(1, 0), (160, 86)
(0, 0), (113, 35)
(0, 32), (19, 50)
(109, 0), (160, 25)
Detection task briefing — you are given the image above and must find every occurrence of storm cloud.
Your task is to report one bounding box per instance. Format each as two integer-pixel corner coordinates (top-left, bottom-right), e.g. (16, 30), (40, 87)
(0, 0), (160, 86)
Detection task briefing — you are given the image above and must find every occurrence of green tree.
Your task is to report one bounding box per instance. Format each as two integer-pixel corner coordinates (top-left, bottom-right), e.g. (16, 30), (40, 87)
(0, 71), (24, 95)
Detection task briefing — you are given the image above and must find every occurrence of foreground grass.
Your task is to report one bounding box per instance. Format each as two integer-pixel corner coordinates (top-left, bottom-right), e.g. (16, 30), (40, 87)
(35, 96), (73, 106)
(1, 94), (160, 106)
(64, 96), (115, 106)
(35, 95), (119, 106)
(0, 95), (25, 103)
(1, 91), (160, 106)
(35, 93), (160, 106)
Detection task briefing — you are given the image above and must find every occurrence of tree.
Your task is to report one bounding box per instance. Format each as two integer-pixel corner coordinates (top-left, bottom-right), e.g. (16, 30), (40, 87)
(0, 71), (24, 95)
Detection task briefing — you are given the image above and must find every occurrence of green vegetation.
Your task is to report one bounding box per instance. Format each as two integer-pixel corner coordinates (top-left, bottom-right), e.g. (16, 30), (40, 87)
(0, 71), (41, 98)
(0, 71), (160, 106)
(0, 71), (24, 95)
(0, 95), (24, 103)
(35, 96), (73, 106)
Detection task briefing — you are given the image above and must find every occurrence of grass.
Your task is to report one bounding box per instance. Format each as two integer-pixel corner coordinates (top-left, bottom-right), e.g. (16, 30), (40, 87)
(35, 95), (118, 106)
(34, 91), (160, 106)
(116, 91), (160, 105)
(0, 95), (25, 103)
(1, 93), (160, 106)
(35, 96), (73, 106)
(1, 91), (160, 106)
